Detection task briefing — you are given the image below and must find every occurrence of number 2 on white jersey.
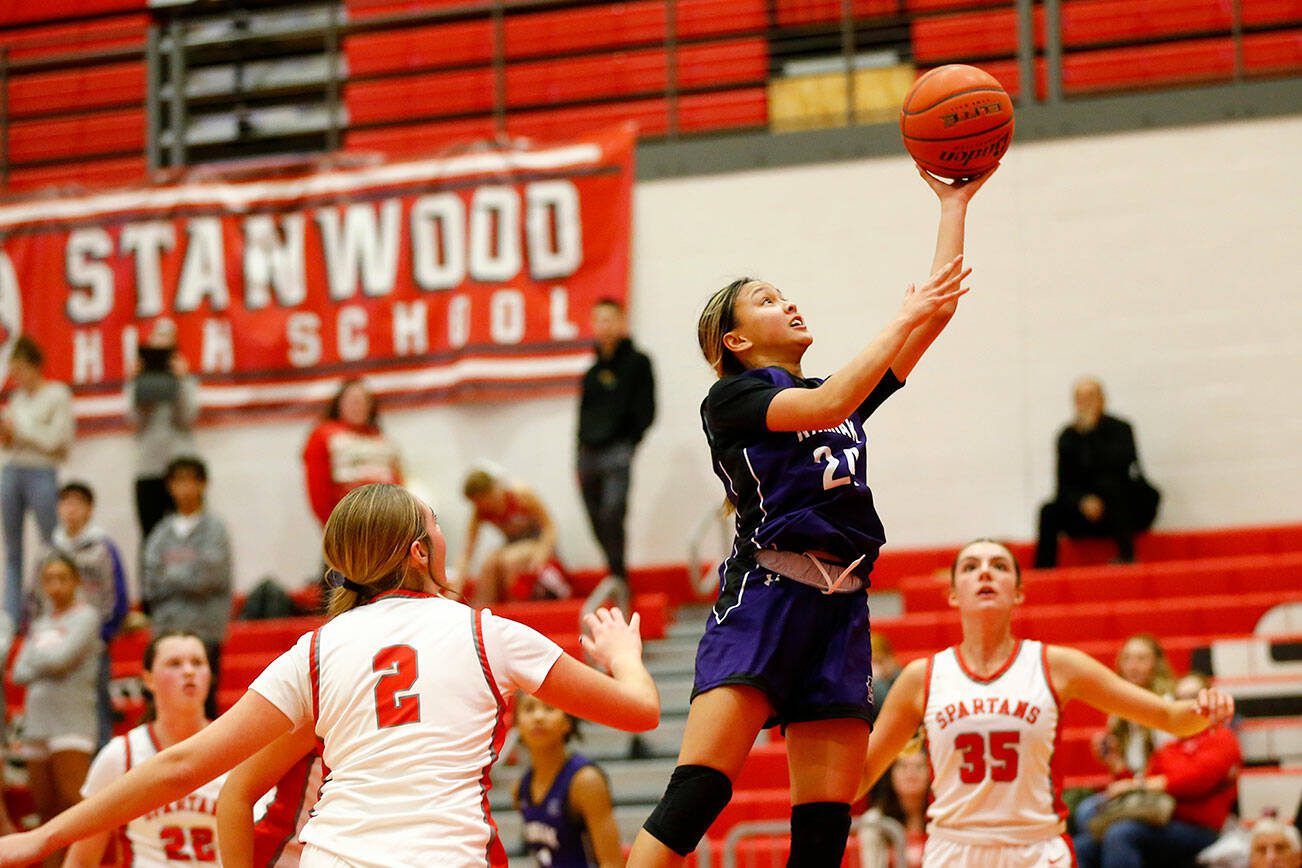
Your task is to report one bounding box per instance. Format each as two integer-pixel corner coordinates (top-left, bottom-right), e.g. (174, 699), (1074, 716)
(813, 446), (860, 490)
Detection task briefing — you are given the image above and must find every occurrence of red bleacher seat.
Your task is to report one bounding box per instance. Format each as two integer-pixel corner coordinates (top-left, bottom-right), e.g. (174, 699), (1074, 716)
(5, 62), (146, 119)
(1243, 28), (1302, 73)
(6, 108), (145, 163)
(345, 69), (496, 125)
(901, 553), (1302, 611)
(912, 0), (1302, 65)
(0, 14), (149, 64)
(0, 0), (144, 27)
(505, 40), (766, 108)
(775, 0), (903, 28)
(4, 155), (147, 193)
(345, 21), (494, 75)
(343, 118), (499, 158)
(678, 87), (769, 132)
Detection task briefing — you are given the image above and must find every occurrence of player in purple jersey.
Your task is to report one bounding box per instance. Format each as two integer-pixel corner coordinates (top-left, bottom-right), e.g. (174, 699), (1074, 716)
(627, 166), (997, 868)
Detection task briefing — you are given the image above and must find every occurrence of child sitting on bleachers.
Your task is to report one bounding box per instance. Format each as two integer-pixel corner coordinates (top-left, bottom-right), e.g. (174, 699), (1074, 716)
(456, 468), (570, 606)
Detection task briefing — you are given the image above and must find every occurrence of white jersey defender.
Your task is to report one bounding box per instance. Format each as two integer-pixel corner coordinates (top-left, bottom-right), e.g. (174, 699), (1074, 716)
(922, 639), (1074, 865)
(81, 724), (229, 865)
(250, 590), (562, 868)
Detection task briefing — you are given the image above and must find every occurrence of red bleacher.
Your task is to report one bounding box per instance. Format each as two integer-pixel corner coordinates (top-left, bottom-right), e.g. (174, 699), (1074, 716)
(913, 0), (1302, 62)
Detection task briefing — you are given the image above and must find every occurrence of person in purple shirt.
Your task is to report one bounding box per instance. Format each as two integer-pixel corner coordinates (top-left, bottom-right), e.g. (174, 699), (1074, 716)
(628, 165), (997, 868)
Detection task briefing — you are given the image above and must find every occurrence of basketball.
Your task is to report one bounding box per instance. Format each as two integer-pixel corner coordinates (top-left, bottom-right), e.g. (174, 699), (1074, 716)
(900, 64), (1014, 179)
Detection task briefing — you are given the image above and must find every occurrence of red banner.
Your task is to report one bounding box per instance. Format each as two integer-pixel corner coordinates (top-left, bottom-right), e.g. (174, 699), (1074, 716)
(0, 125), (635, 428)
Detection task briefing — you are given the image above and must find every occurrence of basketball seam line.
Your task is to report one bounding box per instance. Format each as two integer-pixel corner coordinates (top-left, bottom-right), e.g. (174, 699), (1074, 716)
(902, 86), (1008, 117)
(902, 116), (1013, 143)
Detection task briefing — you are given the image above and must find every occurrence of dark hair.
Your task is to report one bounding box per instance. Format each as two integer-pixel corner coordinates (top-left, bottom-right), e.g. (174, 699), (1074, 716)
(325, 378), (379, 427)
(58, 481), (95, 505)
(593, 297), (624, 313)
(697, 278), (753, 378)
(516, 692), (583, 743)
(950, 538), (1022, 587)
(141, 631), (209, 723)
(11, 334), (43, 368)
(165, 455), (208, 483)
(869, 745), (930, 826)
(38, 552), (80, 582)
(463, 469), (498, 500)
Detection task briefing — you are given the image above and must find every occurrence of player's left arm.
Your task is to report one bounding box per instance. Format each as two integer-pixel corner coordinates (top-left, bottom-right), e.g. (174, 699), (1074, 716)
(1048, 646), (1234, 737)
(569, 766), (623, 868)
(892, 166), (998, 380)
(856, 659), (928, 801)
(217, 723), (318, 867)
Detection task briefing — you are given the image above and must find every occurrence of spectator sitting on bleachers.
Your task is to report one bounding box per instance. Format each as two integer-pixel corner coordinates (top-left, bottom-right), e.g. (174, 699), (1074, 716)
(1250, 818), (1301, 868)
(12, 553), (101, 863)
(455, 468), (570, 606)
(861, 738), (929, 868)
(142, 457), (232, 718)
(36, 481), (128, 749)
(1076, 672), (1242, 868)
(1075, 634), (1179, 833)
(1035, 377), (1160, 567)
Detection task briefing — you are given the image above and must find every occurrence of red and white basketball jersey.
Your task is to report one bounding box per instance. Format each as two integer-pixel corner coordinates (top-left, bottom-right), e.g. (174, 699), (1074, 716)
(922, 639), (1066, 846)
(82, 724), (227, 865)
(250, 591), (562, 868)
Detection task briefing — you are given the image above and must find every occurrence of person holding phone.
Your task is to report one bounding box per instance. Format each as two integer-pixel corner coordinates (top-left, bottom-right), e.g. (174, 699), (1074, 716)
(126, 321), (200, 540)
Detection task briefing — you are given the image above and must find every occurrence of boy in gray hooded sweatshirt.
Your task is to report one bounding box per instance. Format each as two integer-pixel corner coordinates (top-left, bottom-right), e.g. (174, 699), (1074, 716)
(142, 456), (231, 716)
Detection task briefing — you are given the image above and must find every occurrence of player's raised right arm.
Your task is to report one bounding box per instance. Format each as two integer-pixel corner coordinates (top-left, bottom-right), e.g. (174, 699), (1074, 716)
(856, 659), (928, 801)
(533, 608), (659, 733)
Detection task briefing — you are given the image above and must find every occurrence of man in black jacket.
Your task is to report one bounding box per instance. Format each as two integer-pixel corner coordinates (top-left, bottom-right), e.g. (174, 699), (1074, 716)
(577, 298), (655, 602)
(1035, 377), (1160, 568)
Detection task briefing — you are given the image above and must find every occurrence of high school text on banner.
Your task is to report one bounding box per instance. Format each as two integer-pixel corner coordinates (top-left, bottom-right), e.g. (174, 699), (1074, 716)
(0, 125), (635, 426)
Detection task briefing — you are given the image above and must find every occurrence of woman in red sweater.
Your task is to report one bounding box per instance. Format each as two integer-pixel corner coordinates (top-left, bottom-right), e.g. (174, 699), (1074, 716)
(1074, 671), (1241, 868)
(302, 380), (402, 526)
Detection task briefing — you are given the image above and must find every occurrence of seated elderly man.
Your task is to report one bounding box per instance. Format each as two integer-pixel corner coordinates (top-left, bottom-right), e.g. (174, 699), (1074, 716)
(1251, 818), (1302, 868)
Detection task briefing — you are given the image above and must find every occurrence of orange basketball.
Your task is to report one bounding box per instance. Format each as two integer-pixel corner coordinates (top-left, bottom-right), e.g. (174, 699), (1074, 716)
(900, 64), (1014, 179)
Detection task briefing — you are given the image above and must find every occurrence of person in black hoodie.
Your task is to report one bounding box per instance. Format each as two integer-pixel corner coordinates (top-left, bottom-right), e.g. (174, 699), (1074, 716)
(576, 299), (655, 605)
(1035, 377), (1160, 567)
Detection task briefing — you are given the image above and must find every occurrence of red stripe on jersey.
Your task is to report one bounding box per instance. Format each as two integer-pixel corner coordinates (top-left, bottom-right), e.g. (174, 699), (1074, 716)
(121, 732), (136, 867)
(922, 655), (937, 804)
(309, 627), (322, 722)
(1061, 832), (1078, 866)
(955, 639), (1023, 684)
(472, 608), (510, 868)
(1041, 644), (1070, 825)
(145, 724), (162, 753)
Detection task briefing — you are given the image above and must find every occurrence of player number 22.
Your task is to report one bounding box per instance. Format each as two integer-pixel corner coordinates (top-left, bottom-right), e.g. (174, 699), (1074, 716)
(955, 730), (1021, 783)
(813, 446), (860, 490)
(373, 644), (422, 729)
(160, 825), (216, 861)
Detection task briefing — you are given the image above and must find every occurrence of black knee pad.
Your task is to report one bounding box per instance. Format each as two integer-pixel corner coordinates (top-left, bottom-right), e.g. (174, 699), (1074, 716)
(787, 801), (852, 868)
(642, 764), (733, 856)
